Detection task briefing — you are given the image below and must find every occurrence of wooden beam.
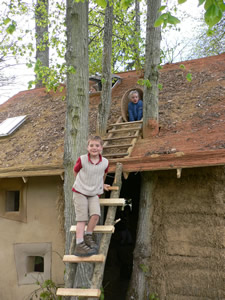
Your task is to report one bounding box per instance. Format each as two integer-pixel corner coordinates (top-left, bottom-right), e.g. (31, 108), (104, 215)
(56, 288), (101, 298)
(108, 150), (225, 173)
(0, 169), (64, 179)
(103, 143), (132, 149)
(70, 225), (115, 233)
(103, 135), (138, 141)
(108, 120), (143, 127)
(108, 186), (119, 191)
(99, 198), (125, 206)
(22, 177), (28, 183)
(177, 168), (182, 178)
(108, 126), (142, 133)
(63, 254), (105, 263)
(103, 152), (128, 157)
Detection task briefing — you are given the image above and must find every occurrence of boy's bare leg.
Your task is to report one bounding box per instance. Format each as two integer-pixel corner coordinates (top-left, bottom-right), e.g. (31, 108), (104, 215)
(86, 214), (99, 232)
(76, 221), (86, 239)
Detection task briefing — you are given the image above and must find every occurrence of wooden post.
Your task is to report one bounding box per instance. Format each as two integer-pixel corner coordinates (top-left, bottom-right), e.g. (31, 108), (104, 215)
(89, 163), (123, 299)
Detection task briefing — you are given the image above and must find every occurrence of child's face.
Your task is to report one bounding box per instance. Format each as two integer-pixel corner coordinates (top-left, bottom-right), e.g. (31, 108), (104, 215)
(87, 140), (103, 157)
(130, 93), (139, 104)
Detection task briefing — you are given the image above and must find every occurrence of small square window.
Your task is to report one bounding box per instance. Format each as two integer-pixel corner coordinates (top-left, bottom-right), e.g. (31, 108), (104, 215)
(27, 256), (44, 273)
(5, 191), (20, 212)
(14, 243), (51, 285)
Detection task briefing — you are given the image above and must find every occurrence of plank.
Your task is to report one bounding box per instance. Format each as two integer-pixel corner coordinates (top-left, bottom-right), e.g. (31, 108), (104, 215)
(103, 135), (138, 141)
(108, 126), (142, 133)
(103, 152), (128, 157)
(63, 254), (105, 263)
(56, 288), (101, 298)
(108, 120), (143, 127)
(108, 186), (119, 191)
(99, 198), (125, 206)
(70, 225), (115, 233)
(103, 143), (132, 149)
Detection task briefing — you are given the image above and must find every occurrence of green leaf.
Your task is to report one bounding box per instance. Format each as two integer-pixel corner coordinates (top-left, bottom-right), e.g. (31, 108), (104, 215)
(206, 28), (215, 36)
(154, 16), (164, 27)
(204, 4), (222, 27)
(179, 64), (185, 69)
(218, 0), (225, 11)
(204, 0), (213, 10)
(158, 5), (166, 12)
(167, 14), (180, 25)
(158, 83), (163, 90)
(178, 0), (187, 4)
(6, 23), (16, 34)
(120, 0), (132, 9)
(186, 73), (192, 82)
(198, 0), (205, 5)
(95, 0), (107, 8)
(3, 17), (11, 25)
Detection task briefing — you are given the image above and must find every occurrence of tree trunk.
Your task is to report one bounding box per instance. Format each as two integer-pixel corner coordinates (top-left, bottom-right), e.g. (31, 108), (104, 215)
(134, 0), (141, 69)
(35, 0), (49, 88)
(96, 0), (113, 136)
(143, 0), (161, 138)
(64, 0), (89, 294)
(127, 172), (158, 300)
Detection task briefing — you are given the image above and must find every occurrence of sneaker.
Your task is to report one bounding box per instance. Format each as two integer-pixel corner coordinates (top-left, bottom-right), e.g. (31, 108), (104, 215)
(74, 241), (97, 257)
(84, 234), (99, 250)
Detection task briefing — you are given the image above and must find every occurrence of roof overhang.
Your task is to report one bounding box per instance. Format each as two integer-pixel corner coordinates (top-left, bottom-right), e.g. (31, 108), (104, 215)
(0, 165), (64, 179)
(108, 149), (225, 173)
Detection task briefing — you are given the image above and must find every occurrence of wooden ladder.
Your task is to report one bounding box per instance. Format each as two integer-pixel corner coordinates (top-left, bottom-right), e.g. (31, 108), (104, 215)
(102, 116), (143, 160)
(57, 163), (124, 299)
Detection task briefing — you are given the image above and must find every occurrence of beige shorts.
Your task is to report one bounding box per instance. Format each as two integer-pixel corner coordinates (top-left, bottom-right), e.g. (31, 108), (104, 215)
(73, 192), (101, 222)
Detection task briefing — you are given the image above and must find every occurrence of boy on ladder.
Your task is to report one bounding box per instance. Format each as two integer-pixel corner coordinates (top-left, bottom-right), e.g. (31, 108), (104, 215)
(72, 135), (110, 256)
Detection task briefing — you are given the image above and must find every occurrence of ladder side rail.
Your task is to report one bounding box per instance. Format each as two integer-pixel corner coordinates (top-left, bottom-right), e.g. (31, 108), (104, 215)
(103, 116), (123, 147)
(89, 163), (123, 299)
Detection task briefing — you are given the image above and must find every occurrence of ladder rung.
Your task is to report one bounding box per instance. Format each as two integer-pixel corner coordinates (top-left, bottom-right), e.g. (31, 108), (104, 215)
(99, 198), (125, 206)
(63, 254), (105, 263)
(103, 152), (128, 157)
(108, 126), (141, 133)
(103, 135), (138, 141)
(108, 186), (119, 191)
(70, 225), (115, 233)
(56, 288), (101, 298)
(103, 143), (132, 149)
(108, 120), (143, 127)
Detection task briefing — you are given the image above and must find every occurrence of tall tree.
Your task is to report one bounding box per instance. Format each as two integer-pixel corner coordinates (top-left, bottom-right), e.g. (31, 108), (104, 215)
(132, 0), (142, 69)
(63, 0), (89, 292)
(35, 0), (49, 88)
(96, 0), (113, 136)
(142, 0), (161, 138)
(127, 172), (158, 300)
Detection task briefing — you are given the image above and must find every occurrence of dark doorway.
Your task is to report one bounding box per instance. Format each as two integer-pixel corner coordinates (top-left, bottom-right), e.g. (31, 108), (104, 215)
(103, 172), (141, 300)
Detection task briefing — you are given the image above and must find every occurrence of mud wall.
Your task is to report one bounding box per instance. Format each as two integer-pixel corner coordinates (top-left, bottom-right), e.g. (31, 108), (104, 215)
(149, 166), (225, 300)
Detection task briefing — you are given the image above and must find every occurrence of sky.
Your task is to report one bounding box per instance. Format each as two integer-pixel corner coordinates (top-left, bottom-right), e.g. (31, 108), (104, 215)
(0, 0), (204, 106)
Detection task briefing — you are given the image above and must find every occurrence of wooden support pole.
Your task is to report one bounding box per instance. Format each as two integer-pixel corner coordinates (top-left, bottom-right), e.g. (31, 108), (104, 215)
(177, 168), (182, 179)
(90, 163), (123, 299)
(22, 177), (28, 183)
